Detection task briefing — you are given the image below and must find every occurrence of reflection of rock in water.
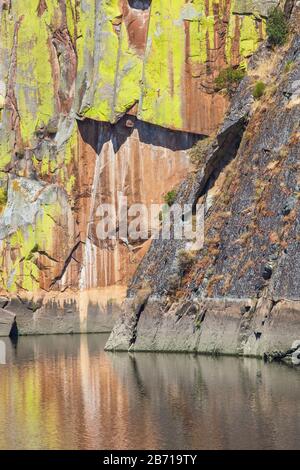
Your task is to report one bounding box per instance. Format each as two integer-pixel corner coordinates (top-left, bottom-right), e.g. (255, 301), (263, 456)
(107, 351), (300, 450)
(0, 335), (300, 450)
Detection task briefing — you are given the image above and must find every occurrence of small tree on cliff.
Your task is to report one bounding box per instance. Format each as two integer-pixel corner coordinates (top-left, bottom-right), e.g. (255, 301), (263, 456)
(267, 7), (289, 47)
(215, 66), (246, 95)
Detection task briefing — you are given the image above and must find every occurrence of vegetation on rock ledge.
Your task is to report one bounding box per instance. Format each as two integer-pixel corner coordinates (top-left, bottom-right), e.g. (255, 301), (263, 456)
(215, 66), (246, 94)
(253, 81), (267, 99)
(0, 186), (7, 212)
(267, 7), (289, 46)
(189, 136), (214, 167)
(164, 189), (177, 207)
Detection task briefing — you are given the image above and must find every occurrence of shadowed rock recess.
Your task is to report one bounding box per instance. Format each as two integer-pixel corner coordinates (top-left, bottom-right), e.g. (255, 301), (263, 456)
(0, 1), (299, 356)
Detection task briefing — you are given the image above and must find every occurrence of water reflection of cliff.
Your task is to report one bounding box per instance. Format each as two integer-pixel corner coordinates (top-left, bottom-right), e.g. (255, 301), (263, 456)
(0, 336), (299, 450)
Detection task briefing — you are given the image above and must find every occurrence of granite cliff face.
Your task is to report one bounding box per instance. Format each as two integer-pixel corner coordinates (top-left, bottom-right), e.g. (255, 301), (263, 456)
(0, 0), (288, 336)
(106, 2), (300, 359)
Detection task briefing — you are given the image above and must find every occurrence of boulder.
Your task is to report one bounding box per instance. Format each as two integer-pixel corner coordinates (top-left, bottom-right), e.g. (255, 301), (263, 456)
(0, 308), (17, 337)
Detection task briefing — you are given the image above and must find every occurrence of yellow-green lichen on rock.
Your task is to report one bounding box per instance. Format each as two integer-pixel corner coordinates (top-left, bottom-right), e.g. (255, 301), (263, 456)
(0, 0), (269, 143)
(0, 0), (275, 295)
(0, 176), (73, 292)
(138, 0), (185, 130)
(138, 0), (266, 132)
(78, 0), (144, 122)
(76, 0), (268, 132)
(8, 1), (59, 145)
(79, 0), (123, 121)
(0, 183), (7, 215)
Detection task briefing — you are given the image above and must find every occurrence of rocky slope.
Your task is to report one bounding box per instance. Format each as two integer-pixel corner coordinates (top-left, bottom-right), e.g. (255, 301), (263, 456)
(0, 0), (276, 335)
(106, 2), (300, 359)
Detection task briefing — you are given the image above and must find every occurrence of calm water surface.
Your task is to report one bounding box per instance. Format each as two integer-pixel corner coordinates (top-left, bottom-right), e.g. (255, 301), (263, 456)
(0, 334), (299, 450)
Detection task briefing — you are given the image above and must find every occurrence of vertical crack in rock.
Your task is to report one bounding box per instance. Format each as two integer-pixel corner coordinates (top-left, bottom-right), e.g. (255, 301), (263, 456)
(37, 0), (48, 17)
(9, 318), (18, 338)
(52, 28), (77, 114)
(6, 16), (23, 154)
(50, 240), (83, 288)
(129, 298), (149, 347)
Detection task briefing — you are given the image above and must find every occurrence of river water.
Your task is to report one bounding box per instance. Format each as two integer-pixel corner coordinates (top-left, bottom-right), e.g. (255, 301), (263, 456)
(0, 334), (299, 450)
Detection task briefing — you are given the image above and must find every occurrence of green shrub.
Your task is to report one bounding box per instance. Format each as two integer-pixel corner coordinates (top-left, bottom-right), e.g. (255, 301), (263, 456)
(164, 189), (177, 207)
(215, 66), (246, 93)
(0, 187), (7, 210)
(253, 81), (266, 99)
(284, 59), (295, 73)
(266, 7), (289, 46)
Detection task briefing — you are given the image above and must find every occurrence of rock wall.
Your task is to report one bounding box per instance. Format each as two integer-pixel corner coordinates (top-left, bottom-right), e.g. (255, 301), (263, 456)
(0, 306), (15, 336)
(0, 1), (276, 333)
(106, 2), (300, 358)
